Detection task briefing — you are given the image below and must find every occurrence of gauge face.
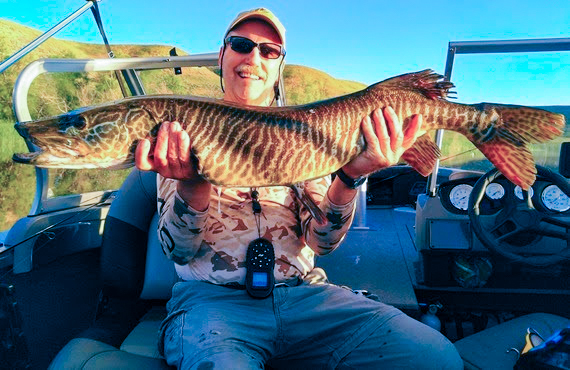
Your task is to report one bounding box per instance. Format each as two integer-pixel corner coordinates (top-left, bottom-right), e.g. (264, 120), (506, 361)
(541, 185), (570, 212)
(485, 183), (505, 200)
(514, 185), (534, 200)
(449, 184), (473, 211)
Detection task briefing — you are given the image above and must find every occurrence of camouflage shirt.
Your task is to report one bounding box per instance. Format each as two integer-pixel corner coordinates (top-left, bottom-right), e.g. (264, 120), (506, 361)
(157, 174), (357, 285)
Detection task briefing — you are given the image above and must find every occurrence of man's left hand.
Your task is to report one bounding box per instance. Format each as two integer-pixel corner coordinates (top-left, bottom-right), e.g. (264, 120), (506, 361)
(342, 107), (422, 179)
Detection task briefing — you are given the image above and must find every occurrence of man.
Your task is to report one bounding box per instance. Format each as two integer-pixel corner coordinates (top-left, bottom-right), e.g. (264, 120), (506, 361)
(136, 8), (463, 369)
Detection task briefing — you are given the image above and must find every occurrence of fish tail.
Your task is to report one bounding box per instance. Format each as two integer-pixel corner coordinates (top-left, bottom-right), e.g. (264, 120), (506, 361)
(474, 103), (565, 144)
(470, 103), (565, 189)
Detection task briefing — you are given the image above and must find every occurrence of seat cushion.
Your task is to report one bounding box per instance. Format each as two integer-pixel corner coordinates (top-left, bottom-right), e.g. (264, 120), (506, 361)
(48, 338), (171, 369)
(455, 312), (570, 369)
(120, 306), (167, 358)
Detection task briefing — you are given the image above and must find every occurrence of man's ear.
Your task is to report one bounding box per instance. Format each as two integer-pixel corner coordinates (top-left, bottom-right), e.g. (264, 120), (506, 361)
(273, 84), (280, 102)
(218, 46), (224, 67)
(218, 46), (225, 92)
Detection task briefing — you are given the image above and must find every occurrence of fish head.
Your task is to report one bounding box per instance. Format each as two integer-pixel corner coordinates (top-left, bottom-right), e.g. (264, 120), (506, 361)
(12, 105), (141, 169)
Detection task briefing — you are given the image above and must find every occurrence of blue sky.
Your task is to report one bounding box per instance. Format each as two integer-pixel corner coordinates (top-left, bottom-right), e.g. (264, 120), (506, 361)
(1, 0), (569, 106)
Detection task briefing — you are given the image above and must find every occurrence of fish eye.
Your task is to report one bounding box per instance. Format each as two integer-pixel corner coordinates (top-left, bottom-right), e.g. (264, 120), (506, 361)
(74, 120), (86, 130)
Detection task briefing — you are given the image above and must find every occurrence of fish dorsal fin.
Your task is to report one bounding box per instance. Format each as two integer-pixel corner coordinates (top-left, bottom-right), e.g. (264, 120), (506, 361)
(375, 69), (455, 100)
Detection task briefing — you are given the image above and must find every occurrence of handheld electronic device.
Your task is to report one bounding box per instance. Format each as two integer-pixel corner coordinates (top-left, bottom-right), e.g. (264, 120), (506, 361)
(245, 238), (275, 298)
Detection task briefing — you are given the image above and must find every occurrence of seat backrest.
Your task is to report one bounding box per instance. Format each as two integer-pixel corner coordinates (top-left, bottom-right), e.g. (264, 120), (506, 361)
(139, 213), (178, 300)
(101, 169), (177, 300)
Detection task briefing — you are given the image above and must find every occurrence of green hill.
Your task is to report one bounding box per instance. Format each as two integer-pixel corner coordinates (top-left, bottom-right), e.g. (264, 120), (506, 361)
(0, 19), (366, 122)
(0, 19), (366, 230)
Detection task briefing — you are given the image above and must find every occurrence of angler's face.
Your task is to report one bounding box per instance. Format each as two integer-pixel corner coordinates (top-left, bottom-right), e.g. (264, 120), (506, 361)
(220, 20), (283, 106)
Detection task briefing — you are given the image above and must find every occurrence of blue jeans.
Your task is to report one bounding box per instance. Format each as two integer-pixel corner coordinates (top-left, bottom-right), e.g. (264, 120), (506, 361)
(160, 281), (463, 369)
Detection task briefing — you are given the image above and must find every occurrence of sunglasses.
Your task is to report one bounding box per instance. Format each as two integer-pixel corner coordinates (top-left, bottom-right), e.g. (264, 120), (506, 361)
(225, 36), (285, 60)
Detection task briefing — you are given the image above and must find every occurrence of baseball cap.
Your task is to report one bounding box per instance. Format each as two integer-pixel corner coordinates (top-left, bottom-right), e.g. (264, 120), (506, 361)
(224, 8), (286, 48)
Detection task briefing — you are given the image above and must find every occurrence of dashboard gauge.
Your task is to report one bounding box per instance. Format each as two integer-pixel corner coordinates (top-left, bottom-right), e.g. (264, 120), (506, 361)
(449, 184), (473, 211)
(514, 185), (534, 200)
(541, 185), (570, 212)
(485, 183), (505, 200)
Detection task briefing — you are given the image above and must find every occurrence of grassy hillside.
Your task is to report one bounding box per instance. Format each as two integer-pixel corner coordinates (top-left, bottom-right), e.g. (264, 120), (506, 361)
(0, 19), (366, 120)
(0, 19), (366, 230)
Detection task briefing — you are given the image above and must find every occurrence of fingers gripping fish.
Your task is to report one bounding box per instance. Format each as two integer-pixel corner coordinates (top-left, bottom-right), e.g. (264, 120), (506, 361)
(13, 70), (566, 224)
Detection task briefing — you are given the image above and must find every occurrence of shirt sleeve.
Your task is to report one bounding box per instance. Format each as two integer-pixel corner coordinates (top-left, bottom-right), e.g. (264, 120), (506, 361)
(156, 175), (209, 265)
(300, 176), (357, 255)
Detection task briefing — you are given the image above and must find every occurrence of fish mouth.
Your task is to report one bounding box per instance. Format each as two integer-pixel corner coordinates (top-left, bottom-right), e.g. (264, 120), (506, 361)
(12, 151), (73, 167)
(14, 122), (30, 139)
(12, 150), (96, 169)
(12, 124), (43, 164)
(12, 151), (41, 164)
(13, 121), (85, 167)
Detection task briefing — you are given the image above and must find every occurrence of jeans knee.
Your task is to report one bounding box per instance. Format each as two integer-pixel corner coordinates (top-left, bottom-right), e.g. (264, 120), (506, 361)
(366, 314), (464, 369)
(435, 340), (464, 370)
(413, 330), (464, 370)
(181, 346), (265, 369)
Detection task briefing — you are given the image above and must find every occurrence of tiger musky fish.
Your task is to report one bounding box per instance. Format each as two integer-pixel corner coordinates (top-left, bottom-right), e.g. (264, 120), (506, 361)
(14, 69), (566, 193)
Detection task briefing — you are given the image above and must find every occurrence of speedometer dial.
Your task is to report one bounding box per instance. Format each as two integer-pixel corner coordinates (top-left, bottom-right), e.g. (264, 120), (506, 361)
(449, 184), (473, 211)
(485, 183), (505, 200)
(541, 185), (570, 212)
(514, 185), (534, 200)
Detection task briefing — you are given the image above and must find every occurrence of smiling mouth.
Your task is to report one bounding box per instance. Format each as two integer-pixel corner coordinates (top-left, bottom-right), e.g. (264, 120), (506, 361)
(237, 72), (262, 80)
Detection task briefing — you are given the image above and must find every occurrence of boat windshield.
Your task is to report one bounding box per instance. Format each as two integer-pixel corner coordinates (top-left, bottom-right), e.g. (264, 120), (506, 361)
(436, 50), (569, 177)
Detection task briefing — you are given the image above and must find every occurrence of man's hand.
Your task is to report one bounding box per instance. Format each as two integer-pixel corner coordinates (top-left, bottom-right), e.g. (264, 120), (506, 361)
(342, 107), (422, 179)
(135, 121), (198, 180)
(135, 121), (211, 210)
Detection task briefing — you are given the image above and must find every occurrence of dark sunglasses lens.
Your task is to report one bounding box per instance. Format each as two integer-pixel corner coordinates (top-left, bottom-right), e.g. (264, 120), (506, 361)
(230, 37), (255, 54)
(227, 37), (282, 59)
(259, 44), (281, 59)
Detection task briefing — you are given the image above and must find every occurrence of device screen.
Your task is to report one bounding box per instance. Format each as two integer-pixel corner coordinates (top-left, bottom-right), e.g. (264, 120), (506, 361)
(252, 272), (269, 288)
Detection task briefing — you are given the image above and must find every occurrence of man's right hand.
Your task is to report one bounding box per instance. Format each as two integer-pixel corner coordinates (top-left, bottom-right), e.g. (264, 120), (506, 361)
(135, 121), (197, 180)
(135, 121), (211, 210)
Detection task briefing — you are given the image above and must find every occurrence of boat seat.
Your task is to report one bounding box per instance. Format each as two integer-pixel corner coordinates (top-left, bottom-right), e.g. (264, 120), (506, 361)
(50, 169), (176, 369)
(49, 169), (570, 369)
(454, 312), (570, 369)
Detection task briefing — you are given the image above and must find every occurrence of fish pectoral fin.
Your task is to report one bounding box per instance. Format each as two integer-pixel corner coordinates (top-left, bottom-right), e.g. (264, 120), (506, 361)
(476, 136), (536, 190)
(377, 69), (455, 100)
(290, 184), (327, 225)
(401, 133), (441, 177)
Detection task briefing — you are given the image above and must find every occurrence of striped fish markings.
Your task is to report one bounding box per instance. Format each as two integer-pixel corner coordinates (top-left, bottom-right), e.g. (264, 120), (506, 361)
(13, 70), (565, 221)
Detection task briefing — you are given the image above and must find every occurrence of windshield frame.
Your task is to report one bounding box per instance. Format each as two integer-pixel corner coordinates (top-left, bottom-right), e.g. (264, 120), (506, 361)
(428, 37), (570, 196)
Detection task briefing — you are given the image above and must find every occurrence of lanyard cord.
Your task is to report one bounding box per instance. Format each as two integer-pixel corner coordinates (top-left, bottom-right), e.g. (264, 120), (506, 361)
(251, 188), (262, 238)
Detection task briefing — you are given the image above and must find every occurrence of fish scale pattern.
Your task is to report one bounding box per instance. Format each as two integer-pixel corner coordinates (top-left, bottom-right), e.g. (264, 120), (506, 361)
(14, 70), (565, 190)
